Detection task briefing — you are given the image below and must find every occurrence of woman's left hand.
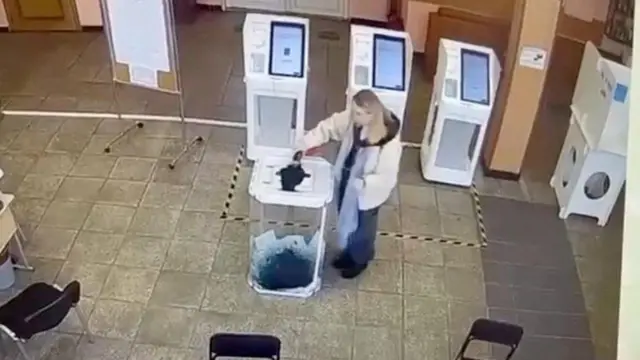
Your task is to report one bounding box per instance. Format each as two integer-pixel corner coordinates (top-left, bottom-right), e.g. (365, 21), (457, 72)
(352, 178), (365, 192)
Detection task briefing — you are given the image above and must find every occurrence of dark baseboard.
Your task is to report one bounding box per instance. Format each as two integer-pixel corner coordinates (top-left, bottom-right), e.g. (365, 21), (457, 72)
(481, 158), (521, 181)
(0, 27), (8, 32)
(82, 26), (103, 32)
(196, 4), (223, 11)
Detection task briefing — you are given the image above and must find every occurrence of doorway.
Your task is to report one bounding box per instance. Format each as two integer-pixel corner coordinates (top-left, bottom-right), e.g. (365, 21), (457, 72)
(2, 0), (80, 31)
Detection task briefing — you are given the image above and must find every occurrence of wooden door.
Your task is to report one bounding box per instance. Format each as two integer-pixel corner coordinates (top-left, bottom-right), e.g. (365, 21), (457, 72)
(424, 8), (509, 81)
(287, 0), (346, 18)
(2, 0), (80, 31)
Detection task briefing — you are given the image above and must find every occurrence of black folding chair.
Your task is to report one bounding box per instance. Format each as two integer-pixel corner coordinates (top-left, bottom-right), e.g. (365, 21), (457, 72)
(210, 333), (281, 359)
(0, 281), (94, 360)
(454, 318), (524, 360)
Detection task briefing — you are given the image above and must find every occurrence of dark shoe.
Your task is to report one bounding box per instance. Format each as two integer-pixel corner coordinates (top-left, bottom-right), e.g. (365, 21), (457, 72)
(331, 253), (353, 269)
(340, 262), (368, 279)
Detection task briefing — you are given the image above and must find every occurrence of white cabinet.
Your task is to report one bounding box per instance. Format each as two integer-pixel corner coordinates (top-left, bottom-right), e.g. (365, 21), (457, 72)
(226, 0), (286, 12)
(287, 0), (346, 18)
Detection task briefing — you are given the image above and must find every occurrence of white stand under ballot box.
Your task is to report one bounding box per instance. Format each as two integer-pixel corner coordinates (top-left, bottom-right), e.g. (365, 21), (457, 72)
(550, 42), (630, 226)
(248, 156), (333, 298)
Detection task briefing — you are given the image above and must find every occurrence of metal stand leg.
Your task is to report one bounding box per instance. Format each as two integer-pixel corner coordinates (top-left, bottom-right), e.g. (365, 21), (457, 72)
(10, 226), (33, 271)
(104, 81), (144, 154)
(167, 89), (203, 170)
(74, 307), (95, 343)
(15, 341), (32, 360)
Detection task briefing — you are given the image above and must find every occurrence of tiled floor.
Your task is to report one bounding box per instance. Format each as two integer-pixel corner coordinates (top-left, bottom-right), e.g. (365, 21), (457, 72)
(0, 9), (623, 360)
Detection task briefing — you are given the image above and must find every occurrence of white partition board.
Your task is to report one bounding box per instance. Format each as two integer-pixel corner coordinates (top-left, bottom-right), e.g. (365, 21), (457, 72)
(101, 0), (179, 93)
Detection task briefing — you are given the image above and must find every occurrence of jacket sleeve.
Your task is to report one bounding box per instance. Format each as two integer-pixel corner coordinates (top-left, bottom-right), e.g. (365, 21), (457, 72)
(297, 110), (351, 151)
(359, 139), (402, 208)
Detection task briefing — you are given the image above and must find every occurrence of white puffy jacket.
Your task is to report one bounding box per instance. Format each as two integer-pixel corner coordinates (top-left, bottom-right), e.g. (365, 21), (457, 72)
(298, 110), (403, 210)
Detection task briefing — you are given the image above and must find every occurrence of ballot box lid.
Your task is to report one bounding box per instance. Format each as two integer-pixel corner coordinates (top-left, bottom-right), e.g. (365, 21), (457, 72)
(249, 155), (333, 208)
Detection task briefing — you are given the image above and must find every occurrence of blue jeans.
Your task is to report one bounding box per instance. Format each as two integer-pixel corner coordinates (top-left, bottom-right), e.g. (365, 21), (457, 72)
(344, 207), (380, 266)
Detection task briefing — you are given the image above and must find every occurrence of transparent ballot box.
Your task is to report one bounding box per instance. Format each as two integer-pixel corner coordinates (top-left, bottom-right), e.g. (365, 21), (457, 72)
(247, 156), (333, 298)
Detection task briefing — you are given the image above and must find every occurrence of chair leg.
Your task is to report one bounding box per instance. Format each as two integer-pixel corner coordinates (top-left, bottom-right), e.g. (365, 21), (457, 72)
(74, 307), (95, 343)
(10, 228), (34, 271)
(15, 340), (33, 360)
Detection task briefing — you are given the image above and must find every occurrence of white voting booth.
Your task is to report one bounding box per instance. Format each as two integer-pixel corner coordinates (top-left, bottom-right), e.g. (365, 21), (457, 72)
(420, 39), (500, 187)
(550, 42), (630, 226)
(347, 25), (413, 123)
(243, 13), (309, 161)
(242, 14), (333, 298)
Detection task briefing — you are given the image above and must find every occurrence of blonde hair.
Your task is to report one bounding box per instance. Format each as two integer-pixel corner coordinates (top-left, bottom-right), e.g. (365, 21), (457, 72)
(352, 89), (396, 145)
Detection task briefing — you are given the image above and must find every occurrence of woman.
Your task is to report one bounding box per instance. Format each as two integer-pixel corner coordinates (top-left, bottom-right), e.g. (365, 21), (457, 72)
(294, 89), (402, 279)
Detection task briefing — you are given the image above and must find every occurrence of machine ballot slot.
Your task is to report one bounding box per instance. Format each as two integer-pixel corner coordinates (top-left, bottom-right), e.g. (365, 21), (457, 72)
(269, 21), (305, 78)
(460, 48), (490, 105)
(372, 34), (406, 91)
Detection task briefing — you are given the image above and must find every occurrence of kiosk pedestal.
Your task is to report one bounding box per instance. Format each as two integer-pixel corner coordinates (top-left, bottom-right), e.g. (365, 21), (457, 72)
(243, 13), (310, 161)
(550, 42), (630, 226)
(248, 156), (333, 298)
(346, 25), (413, 123)
(420, 39), (500, 187)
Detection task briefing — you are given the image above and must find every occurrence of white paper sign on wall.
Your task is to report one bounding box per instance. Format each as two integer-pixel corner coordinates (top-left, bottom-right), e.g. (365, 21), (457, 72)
(519, 46), (547, 70)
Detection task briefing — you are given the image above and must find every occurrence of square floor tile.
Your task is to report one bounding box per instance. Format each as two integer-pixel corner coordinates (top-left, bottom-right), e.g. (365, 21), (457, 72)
(75, 336), (132, 360)
(184, 183), (228, 212)
(220, 222), (250, 245)
(436, 188), (475, 217)
(254, 316), (304, 358)
(373, 237), (402, 261)
(59, 118), (101, 135)
(136, 307), (196, 347)
(58, 296), (95, 335)
(11, 198), (50, 224)
(404, 295), (449, 337)
(356, 291), (402, 327)
(444, 247), (482, 269)
(88, 299), (144, 340)
(56, 261), (111, 298)
(404, 263), (446, 297)
(440, 214), (479, 241)
(400, 208), (442, 235)
(70, 155), (117, 178)
(212, 242), (249, 275)
(101, 266), (159, 303)
(68, 231), (125, 264)
(55, 177), (105, 202)
(152, 160), (198, 185)
(378, 206), (401, 233)
(299, 287), (356, 325)
(115, 235), (170, 269)
(97, 179), (147, 206)
(129, 207), (181, 238)
(404, 332), (449, 360)
(353, 326), (401, 360)
(299, 322), (353, 360)
(202, 274), (261, 314)
(83, 204), (136, 233)
(110, 157), (156, 182)
(399, 184), (437, 210)
(402, 239), (444, 266)
(10, 131), (53, 153)
(163, 241), (218, 274)
(444, 267), (486, 303)
(175, 210), (224, 242)
(149, 271), (207, 308)
(47, 132), (92, 153)
(140, 183), (190, 209)
(358, 260), (402, 293)
(39, 200), (92, 229)
(17, 174), (64, 199)
(25, 227), (77, 259)
(30, 153), (78, 175)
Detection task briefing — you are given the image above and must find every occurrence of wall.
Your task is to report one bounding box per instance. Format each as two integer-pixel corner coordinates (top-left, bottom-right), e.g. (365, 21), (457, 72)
(0, 0), (8, 27)
(350, 0), (388, 22)
(76, 0), (102, 26)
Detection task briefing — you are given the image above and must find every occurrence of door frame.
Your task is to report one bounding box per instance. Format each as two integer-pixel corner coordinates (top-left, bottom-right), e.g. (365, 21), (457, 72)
(2, 0), (81, 31)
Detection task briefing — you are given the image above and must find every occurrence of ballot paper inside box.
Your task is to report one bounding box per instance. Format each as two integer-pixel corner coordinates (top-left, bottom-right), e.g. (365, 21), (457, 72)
(247, 156), (333, 298)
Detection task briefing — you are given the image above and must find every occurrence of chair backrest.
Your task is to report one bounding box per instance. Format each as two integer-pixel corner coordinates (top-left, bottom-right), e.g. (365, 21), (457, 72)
(455, 318), (524, 360)
(23, 281), (80, 335)
(210, 333), (281, 359)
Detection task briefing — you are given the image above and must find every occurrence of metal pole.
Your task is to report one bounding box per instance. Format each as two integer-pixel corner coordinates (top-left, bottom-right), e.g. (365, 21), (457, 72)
(167, 0), (203, 170)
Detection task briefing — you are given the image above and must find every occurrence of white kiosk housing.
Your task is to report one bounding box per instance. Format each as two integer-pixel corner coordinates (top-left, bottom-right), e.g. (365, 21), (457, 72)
(347, 25), (413, 123)
(550, 42), (630, 226)
(243, 13), (310, 161)
(420, 39), (501, 187)
(248, 156), (333, 298)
